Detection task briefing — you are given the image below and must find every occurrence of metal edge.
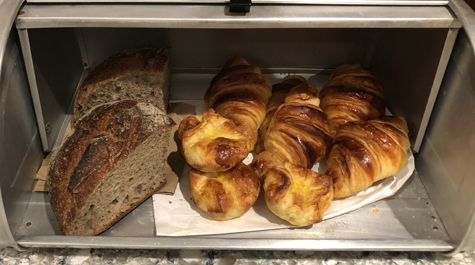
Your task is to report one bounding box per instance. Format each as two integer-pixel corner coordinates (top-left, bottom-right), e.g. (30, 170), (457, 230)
(16, 237), (454, 252)
(74, 29), (89, 69)
(413, 28), (459, 152)
(15, 5), (461, 30)
(25, 0), (449, 5)
(447, 0), (475, 254)
(51, 69), (88, 150)
(16, 29), (50, 151)
(0, 0), (26, 251)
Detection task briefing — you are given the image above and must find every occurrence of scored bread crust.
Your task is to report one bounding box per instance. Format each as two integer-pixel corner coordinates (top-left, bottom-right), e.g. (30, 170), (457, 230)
(48, 100), (175, 235)
(73, 47), (170, 124)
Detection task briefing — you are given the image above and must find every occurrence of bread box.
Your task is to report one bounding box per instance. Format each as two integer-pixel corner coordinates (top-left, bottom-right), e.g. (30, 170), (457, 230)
(0, 0), (474, 253)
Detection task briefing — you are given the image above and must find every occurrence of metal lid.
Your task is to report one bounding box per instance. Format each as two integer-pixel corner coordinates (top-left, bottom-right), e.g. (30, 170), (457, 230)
(26, 0), (448, 6)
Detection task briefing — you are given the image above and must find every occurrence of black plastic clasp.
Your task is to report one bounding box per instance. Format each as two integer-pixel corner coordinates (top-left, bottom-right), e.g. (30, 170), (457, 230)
(229, 0), (251, 13)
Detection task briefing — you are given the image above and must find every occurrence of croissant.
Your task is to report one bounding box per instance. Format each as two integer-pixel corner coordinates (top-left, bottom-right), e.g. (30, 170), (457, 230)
(178, 109), (250, 172)
(263, 162), (333, 226)
(189, 162), (260, 221)
(205, 56), (272, 150)
(255, 75), (307, 153)
(320, 64), (386, 135)
(251, 82), (333, 180)
(326, 116), (410, 198)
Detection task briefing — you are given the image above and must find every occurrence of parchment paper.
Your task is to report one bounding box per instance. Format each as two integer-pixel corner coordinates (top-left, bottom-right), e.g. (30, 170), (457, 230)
(152, 105), (415, 236)
(153, 150), (414, 236)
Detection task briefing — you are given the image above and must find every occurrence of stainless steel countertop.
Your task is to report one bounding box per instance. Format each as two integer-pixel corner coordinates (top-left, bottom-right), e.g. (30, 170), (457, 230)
(0, 248), (474, 264)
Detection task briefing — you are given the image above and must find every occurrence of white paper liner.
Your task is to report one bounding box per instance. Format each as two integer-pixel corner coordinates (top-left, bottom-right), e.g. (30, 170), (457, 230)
(153, 149), (414, 236)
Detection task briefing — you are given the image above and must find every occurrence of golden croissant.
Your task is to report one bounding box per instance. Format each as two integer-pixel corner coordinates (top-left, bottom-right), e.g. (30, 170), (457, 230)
(189, 162), (260, 221)
(326, 116), (411, 198)
(264, 162), (333, 226)
(205, 56), (272, 150)
(251, 81), (333, 180)
(178, 109), (250, 172)
(320, 64), (386, 135)
(256, 75), (307, 153)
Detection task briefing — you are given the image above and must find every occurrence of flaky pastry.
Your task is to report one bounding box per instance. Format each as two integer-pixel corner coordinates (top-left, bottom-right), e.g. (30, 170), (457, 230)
(179, 109), (250, 172)
(320, 64), (385, 135)
(251, 82), (332, 179)
(189, 163), (260, 221)
(326, 116), (410, 198)
(205, 56), (272, 149)
(263, 162), (333, 226)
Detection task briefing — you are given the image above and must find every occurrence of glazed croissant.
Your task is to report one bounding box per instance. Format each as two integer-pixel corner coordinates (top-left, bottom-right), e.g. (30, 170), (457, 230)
(178, 109), (250, 172)
(251, 81), (333, 180)
(189, 162), (260, 221)
(255, 75), (307, 153)
(264, 162), (333, 226)
(326, 116), (410, 198)
(205, 56), (272, 149)
(320, 64), (386, 135)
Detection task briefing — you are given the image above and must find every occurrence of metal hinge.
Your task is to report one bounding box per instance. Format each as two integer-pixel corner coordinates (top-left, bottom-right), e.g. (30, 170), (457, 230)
(229, 0), (251, 13)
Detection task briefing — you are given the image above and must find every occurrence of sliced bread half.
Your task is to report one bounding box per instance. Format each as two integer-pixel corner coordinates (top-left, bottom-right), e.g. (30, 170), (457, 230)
(73, 47), (170, 124)
(48, 100), (175, 236)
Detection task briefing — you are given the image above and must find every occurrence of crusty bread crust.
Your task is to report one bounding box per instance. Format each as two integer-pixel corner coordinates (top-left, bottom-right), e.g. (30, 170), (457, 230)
(48, 100), (174, 235)
(73, 47), (170, 124)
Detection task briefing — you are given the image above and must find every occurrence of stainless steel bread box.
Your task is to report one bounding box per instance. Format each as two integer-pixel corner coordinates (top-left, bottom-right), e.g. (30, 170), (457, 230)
(1, 0), (475, 253)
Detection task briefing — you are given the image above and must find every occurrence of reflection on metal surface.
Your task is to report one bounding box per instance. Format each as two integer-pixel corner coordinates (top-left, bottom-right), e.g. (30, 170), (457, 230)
(15, 4), (461, 29)
(418, 28), (475, 254)
(26, 0), (448, 5)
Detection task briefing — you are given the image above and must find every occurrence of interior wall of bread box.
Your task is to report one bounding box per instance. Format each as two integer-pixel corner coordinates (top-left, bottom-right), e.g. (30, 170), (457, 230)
(26, 28), (85, 152)
(79, 28), (449, 146)
(78, 27), (378, 99)
(0, 28), (43, 238)
(416, 29), (475, 253)
(26, 27), (451, 152)
(369, 28), (450, 151)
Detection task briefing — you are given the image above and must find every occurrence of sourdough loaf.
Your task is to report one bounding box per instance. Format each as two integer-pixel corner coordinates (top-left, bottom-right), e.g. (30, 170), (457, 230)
(73, 47), (170, 124)
(48, 100), (175, 236)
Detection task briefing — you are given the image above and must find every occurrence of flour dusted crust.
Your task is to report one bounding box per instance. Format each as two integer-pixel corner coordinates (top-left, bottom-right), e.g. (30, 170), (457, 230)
(48, 100), (175, 235)
(73, 47), (170, 124)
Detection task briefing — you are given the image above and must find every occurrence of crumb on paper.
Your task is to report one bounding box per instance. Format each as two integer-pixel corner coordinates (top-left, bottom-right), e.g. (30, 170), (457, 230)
(373, 209), (380, 214)
(417, 197), (421, 200)
(121, 234), (125, 236)
(398, 194), (402, 197)
(169, 201), (172, 204)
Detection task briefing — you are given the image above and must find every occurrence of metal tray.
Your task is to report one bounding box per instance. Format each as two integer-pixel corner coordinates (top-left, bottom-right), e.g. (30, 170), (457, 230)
(13, 72), (453, 251)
